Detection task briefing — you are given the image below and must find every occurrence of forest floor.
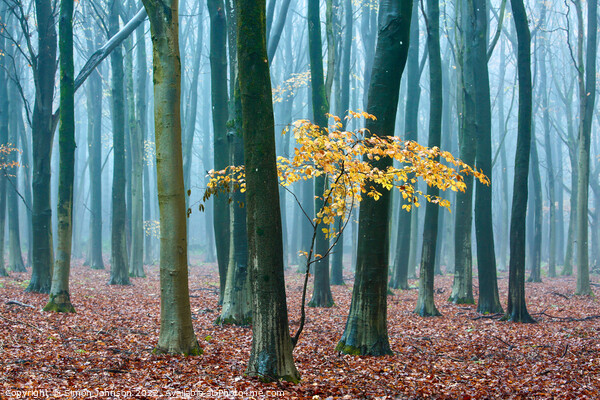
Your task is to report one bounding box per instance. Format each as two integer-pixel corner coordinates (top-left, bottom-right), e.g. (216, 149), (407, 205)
(1, 261), (599, 399)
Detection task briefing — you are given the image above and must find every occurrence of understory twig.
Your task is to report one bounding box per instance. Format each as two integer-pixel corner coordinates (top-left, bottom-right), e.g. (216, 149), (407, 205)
(5, 300), (35, 308)
(535, 312), (600, 322)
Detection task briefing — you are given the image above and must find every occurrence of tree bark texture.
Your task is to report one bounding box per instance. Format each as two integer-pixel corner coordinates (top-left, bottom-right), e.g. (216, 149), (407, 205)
(307, 0), (334, 308)
(28, 0), (57, 293)
(44, 0), (76, 313)
(142, 0), (202, 356)
(235, 0), (300, 381)
(471, 0), (502, 313)
(505, 0), (535, 323)
(109, 0), (131, 286)
(337, 0), (412, 356)
(208, 0), (230, 304)
(416, 0), (442, 318)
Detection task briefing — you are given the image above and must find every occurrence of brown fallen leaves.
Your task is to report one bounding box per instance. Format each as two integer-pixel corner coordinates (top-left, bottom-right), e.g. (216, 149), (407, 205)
(0, 260), (599, 399)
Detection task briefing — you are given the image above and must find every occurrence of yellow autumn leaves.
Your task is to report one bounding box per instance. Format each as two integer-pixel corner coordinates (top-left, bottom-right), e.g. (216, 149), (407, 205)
(205, 112), (488, 239)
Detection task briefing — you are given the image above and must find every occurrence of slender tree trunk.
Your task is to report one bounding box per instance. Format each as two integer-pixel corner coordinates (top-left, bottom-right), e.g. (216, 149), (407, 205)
(416, 0), (442, 317)
(183, 8), (204, 196)
(331, 0), (354, 285)
(556, 138), (565, 266)
(330, 0), (353, 286)
(505, 0), (534, 323)
(390, 0), (419, 290)
(307, 0), (334, 308)
(235, 0), (299, 381)
(527, 131), (542, 283)
(109, 0), (131, 286)
(128, 19), (145, 278)
(266, 0), (292, 62)
(7, 75), (26, 272)
(337, 0), (412, 356)
(563, 131), (577, 275)
(217, 83), (251, 325)
(208, 0), (230, 303)
(27, 0), (57, 294)
(44, 0), (75, 313)
(472, 0), (502, 313)
(575, 0), (597, 295)
(450, 0), (476, 305)
(0, 24), (8, 277)
(83, 24), (105, 270)
(538, 3), (555, 278)
(142, 0), (202, 355)
(136, 18), (148, 271)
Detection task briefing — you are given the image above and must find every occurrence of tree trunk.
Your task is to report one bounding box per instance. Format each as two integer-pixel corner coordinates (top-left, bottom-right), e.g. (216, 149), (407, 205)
(27, 0), (57, 294)
(217, 84), (251, 325)
(416, 0), (442, 318)
(7, 71), (26, 272)
(208, 0), (230, 304)
(44, 0), (76, 313)
(471, 0), (502, 313)
(183, 8), (204, 199)
(0, 24), (8, 277)
(505, 0), (534, 323)
(337, 0), (412, 356)
(563, 130), (577, 275)
(538, 3), (555, 278)
(307, 0), (334, 308)
(235, 0), (299, 382)
(450, 0), (476, 305)
(390, 0), (419, 290)
(142, 0), (202, 356)
(109, 0), (131, 286)
(527, 131), (542, 283)
(575, 0), (597, 295)
(128, 18), (146, 278)
(330, 0), (353, 286)
(83, 23), (105, 271)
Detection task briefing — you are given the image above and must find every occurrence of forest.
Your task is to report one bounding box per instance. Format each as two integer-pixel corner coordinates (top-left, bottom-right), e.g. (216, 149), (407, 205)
(0, 0), (599, 398)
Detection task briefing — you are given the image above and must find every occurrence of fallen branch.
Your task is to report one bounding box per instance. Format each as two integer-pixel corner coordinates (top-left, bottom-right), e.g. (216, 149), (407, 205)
(551, 291), (572, 300)
(561, 343), (569, 358)
(471, 313), (504, 320)
(536, 312), (600, 322)
(5, 300), (35, 308)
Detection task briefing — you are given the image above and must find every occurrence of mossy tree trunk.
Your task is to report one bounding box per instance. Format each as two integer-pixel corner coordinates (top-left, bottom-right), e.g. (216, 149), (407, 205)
(44, 0), (76, 313)
(235, 0), (299, 382)
(307, 0), (334, 308)
(208, 0), (230, 304)
(471, 0), (503, 313)
(27, 0), (57, 294)
(505, 0), (535, 323)
(109, 0), (131, 286)
(141, 0), (202, 356)
(415, 0), (442, 318)
(337, 0), (412, 356)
